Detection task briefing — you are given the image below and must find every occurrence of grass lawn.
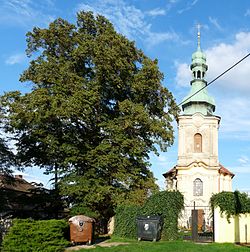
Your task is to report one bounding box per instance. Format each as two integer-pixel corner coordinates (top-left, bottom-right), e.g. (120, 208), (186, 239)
(77, 239), (250, 252)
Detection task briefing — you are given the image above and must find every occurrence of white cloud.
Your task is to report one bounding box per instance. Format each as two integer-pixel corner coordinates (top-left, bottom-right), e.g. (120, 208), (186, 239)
(208, 17), (223, 31)
(230, 166), (250, 174)
(145, 32), (179, 47)
(146, 8), (166, 17)
(0, 0), (55, 27)
(13, 168), (53, 189)
(5, 53), (26, 65)
(158, 156), (168, 163)
(177, 0), (198, 14)
(217, 97), (250, 138)
(175, 62), (191, 87)
(77, 0), (179, 47)
(238, 156), (249, 165)
(205, 32), (250, 94)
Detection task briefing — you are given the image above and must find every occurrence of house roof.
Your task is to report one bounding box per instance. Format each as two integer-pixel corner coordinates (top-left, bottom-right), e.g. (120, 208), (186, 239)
(0, 174), (37, 193)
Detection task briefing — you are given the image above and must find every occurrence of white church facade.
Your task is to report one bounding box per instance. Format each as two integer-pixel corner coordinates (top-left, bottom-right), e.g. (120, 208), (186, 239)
(163, 31), (234, 228)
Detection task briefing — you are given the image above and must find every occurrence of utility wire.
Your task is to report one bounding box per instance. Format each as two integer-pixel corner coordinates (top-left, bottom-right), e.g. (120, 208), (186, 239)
(177, 53), (250, 108)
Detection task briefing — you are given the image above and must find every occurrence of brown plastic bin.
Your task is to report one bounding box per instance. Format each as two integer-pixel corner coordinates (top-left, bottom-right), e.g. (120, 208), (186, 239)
(69, 215), (95, 245)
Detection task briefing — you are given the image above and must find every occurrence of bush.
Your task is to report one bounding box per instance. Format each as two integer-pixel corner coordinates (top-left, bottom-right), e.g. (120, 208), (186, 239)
(113, 191), (184, 240)
(1, 219), (70, 252)
(142, 191), (184, 240)
(113, 205), (141, 239)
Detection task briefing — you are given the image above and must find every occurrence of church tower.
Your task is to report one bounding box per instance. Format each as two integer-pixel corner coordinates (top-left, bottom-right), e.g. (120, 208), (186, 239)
(163, 27), (234, 227)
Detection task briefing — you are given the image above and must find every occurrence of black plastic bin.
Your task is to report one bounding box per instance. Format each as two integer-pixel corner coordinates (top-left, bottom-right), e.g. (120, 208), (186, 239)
(137, 216), (163, 241)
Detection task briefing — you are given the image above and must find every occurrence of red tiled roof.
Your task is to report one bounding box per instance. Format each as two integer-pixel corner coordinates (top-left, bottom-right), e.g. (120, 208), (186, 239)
(162, 166), (176, 178)
(219, 164), (235, 178)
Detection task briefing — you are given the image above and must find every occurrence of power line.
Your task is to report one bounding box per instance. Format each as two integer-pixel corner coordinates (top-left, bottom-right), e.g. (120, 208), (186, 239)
(177, 53), (250, 108)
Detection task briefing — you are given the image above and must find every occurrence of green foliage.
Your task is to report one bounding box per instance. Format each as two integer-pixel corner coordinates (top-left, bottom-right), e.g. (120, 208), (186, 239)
(142, 191), (184, 240)
(1, 219), (70, 252)
(1, 11), (179, 221)
(210, 190), (250, 220)
(69, 204), (99, 219)
(113, 191), (184, 240)
(113, 205), (142, 239)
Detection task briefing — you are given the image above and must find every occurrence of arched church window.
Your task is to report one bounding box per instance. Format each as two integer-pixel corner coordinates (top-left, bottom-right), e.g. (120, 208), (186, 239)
(193, 178), (203, 196)
(202, 71), (205, 78)
(194, 133), (202, 152)
(197, 70), (201, 79)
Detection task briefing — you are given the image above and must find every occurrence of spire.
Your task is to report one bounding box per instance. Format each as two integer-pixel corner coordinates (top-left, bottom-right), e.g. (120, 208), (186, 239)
(197, 23), (201, 50)
(181, 26), (216, 116)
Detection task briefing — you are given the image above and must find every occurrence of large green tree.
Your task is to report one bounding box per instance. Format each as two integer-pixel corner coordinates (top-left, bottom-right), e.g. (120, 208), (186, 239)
(1, 11), (179, 219)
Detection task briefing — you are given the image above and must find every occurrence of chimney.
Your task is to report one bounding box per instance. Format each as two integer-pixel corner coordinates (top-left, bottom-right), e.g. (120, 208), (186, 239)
(15, 175), (23, 179)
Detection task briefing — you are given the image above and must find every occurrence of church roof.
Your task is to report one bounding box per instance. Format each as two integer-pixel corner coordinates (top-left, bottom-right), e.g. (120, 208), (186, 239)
(162, 166), (176, 178)
(181, 27), (216, 116)
(163, 163), (234, 178)
(219, 164), (235, 178)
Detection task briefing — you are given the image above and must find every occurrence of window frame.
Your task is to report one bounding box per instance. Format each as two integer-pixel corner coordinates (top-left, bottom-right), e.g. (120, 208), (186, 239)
(193, 178), (203, 196)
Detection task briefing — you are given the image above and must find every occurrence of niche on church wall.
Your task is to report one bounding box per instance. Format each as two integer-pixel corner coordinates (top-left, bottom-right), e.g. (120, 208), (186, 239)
(194, 133), (202, 152)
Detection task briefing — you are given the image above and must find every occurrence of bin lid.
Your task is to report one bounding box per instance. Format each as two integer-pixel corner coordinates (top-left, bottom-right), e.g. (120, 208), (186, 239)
(137, 215), (163, 221)
(69, 215), (95, 224)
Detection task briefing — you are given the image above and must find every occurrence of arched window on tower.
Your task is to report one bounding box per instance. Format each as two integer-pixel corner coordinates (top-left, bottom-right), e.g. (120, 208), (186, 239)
(194, 133), (202, 152)
(193, 178), (203, 196)
(197, 70), (201, 79)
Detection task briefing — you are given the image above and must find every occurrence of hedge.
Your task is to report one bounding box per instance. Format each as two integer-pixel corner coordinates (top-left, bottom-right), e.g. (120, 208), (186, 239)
(210, 190), (250, 220)
(114, 191), (184, 240)
(113, 205), (141, 239)
(142, 191), (184, 240)
(1, 219), (70, 252)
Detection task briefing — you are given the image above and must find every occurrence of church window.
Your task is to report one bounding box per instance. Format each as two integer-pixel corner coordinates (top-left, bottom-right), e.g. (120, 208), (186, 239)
(194, 133), (202, 152)
(197, 70), (201, 79)
(193, 178), (203, 196)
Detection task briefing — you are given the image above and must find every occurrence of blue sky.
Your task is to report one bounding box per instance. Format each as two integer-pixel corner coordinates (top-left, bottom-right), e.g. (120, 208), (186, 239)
(1, 0), (250, 192)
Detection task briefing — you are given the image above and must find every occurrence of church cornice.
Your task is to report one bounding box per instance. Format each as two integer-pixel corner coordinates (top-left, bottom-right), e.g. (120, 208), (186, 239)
(178, 113), (221, 120)
(177, 160), (219, 171)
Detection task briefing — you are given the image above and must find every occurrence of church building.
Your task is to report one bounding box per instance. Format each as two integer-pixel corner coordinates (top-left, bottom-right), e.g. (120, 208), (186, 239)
(163, 29), (234, 227)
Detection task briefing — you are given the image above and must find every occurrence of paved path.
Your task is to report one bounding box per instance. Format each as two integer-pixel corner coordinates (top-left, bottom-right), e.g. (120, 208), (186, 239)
(65, 241), (129, 251)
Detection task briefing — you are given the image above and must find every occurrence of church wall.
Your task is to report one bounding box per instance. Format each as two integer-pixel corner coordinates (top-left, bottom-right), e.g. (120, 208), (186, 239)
(177, 166), (219, 206)
(219, 174), (232, 192)
(178, 113), (220, 167)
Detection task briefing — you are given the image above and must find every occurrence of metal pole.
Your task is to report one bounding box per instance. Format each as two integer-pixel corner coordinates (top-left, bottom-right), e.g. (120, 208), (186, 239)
(245, 224), (247, 244)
